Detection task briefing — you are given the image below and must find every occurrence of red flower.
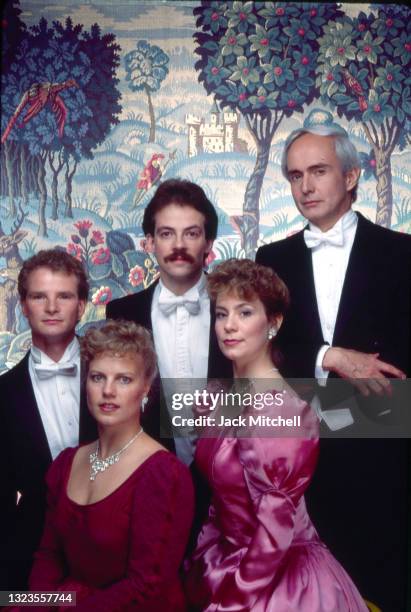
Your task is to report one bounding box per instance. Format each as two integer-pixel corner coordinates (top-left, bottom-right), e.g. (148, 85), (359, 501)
(92, 286), (112, 306)
(205, 250), (216, 267)
(67, 243), (83, 261)
(74, 220), (93, 238)
(91, 247), (111, 265)
(128, 265), (145, 287)
(90, 230), (105, 246)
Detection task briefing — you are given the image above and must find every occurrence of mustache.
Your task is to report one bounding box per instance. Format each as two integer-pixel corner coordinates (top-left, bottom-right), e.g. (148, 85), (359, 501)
(165, 249), (195, 263)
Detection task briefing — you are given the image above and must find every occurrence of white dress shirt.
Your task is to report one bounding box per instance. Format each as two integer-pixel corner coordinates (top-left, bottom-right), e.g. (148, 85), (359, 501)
(310, 209), (358, 379)
(151, 274), (210, 464)
(29, 337), (81, 459)
(307, 210), (358, 430)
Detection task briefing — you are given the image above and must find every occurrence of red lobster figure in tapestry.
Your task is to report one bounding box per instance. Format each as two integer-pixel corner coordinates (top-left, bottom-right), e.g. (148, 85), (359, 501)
(1, 78), (79, 144)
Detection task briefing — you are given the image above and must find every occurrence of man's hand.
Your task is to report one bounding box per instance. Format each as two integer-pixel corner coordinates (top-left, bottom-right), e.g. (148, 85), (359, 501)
(322, 347), (406, 396)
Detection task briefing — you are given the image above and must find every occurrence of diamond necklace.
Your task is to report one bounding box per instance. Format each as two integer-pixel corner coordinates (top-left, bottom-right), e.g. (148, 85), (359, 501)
(89, 427), (144, 482)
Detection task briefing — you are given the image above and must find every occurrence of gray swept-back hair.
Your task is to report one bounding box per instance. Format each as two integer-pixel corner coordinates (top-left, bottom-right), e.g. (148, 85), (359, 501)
(281, 125), (361, 202)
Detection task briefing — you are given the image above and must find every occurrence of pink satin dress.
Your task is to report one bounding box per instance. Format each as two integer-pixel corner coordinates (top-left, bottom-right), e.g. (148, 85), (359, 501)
(185, 394), (368, 611)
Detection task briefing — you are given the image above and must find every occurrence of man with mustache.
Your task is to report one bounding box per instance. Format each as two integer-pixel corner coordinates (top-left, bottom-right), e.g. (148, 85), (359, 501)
(106, 179), (230, 465)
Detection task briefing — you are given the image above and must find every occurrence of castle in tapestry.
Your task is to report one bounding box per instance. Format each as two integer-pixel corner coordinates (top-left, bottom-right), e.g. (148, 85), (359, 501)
(185, 102), (248, 157)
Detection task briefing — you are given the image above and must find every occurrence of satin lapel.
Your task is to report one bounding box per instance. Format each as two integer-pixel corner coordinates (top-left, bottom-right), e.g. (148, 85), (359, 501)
(12, 354), (53, 464)
(138, 280), (174, 450)
(293, 232), (324, 340)
(333, 214), (374, 344)
(141, 281), (158, 331)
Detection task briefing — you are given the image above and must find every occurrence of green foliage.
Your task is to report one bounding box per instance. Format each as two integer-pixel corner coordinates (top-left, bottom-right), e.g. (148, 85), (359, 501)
(194, 2), (343, 117)
(393, 196), (411, 226)
(212, 238), (245, 264)
(316, 8), (411, 137)
(124, 40), (169, 93)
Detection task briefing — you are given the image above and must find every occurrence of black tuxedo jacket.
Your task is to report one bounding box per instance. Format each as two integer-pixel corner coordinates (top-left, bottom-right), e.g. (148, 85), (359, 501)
(256, 212), (411, 611)
(106, 280), (232, 451)
(0, 352), (97, 590)
(106, 281), (232, 552)
(256, 212), (411, 378)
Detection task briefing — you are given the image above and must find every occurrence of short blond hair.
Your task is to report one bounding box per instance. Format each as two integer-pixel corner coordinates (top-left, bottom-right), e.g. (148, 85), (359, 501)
(81, 320), (157, 384)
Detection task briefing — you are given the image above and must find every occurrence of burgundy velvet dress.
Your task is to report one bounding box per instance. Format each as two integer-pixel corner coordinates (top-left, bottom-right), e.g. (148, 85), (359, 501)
(185, 394), (368, 611)
(29, 448), (194, 611)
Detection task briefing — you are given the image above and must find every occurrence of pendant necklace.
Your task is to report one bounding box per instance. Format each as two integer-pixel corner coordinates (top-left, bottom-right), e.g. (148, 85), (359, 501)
(89, 427), (144, 482)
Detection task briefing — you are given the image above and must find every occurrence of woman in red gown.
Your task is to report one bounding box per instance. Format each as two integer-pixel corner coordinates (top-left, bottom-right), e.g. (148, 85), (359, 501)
(185, 259), (367, 612)
(29, 320), (194, 611)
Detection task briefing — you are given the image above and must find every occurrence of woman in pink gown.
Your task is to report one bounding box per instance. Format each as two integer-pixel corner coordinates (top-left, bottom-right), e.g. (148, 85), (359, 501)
(184, 259), (368, 612)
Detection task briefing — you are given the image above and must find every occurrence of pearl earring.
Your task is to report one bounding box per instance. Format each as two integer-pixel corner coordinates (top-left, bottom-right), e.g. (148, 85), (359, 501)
(267, 327), (277, 340)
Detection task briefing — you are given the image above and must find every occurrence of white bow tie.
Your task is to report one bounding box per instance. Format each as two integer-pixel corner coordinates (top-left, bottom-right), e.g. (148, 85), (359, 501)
(158, 294), (201, 316)
(304, 226), (345, 249)
(33, 362), (78, 380)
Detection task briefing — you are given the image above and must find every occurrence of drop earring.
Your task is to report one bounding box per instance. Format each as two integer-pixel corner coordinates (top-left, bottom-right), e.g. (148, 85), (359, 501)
(141, 396), (148, 412)
(267, 327), (277, 340)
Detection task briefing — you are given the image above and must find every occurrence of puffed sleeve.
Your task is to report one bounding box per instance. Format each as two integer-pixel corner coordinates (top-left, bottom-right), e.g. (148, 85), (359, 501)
(208, 397), (319, 610)
(29, 449), (74, 591)
(73, 453), (194, 611)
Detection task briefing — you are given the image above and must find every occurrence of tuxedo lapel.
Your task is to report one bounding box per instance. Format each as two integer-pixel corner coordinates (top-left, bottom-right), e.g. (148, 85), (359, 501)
(106, 281), (158, 330)
(15, 353), (96, 456)
(138, 281), (157, 331)
(11, 355), (52, 465)
(291, 233), (324, 342)
(333, 214), (375, 345)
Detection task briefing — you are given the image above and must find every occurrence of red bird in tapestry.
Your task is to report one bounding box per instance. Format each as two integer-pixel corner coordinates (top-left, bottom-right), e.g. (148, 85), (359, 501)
(1, 78), (79, 144)
(342, 69), (368, 112)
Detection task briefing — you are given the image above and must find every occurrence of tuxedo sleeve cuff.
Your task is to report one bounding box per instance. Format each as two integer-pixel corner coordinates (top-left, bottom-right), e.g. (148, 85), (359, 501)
(315, 345), (331, 386)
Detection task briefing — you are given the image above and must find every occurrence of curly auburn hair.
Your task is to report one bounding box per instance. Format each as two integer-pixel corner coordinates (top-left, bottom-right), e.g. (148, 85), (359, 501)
(81, 320), (157, 384)
(18, 249), (89, 301)
(207, 258), (290, 319)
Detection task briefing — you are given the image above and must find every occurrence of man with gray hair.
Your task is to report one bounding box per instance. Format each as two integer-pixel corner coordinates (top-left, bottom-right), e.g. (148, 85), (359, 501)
(256, 116), (411, 611)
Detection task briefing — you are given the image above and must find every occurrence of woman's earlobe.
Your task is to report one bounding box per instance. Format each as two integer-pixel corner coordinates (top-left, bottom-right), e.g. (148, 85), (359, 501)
(270, 314), (283, 334)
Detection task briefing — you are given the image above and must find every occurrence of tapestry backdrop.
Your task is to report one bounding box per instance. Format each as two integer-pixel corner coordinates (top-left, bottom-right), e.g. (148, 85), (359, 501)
(1, 0), (410, 374)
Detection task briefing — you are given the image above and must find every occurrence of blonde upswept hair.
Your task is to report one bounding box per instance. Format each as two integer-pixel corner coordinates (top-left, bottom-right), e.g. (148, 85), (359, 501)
(81, 319), (157, 384)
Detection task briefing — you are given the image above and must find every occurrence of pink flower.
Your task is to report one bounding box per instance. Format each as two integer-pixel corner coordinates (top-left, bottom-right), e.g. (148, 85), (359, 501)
(128, 265), (145, 287)
(204, 250), (216, 267)
(91, 247), (111, 265)
(92, 286), (112, 306)
(74, 220), (93, 238)
(90, 230), (105, 246)
(67, 243), (83, 261)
